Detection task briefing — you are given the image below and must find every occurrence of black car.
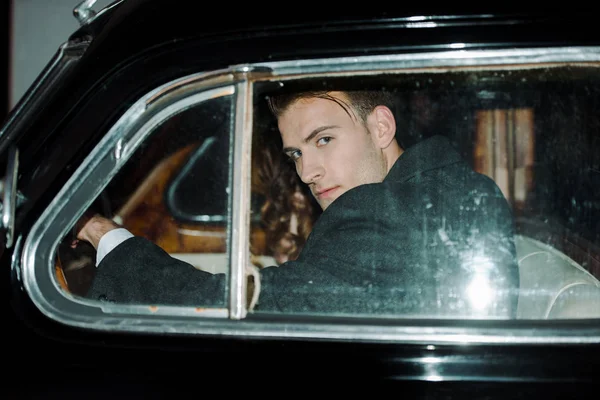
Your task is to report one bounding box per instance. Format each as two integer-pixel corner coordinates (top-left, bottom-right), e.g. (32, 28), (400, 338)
(2, 1), (600, 395)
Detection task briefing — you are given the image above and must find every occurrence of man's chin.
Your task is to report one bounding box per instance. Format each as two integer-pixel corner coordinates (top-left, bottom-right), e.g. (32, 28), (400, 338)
(315, 199), (328, 211)
(314, 190), (343, 210)
(318, 198), (336, 211)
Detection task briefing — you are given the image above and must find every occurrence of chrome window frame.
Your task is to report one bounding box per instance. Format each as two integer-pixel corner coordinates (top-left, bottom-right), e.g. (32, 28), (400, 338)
(21, 46), (600, 344)
(22, 70), (243, 327)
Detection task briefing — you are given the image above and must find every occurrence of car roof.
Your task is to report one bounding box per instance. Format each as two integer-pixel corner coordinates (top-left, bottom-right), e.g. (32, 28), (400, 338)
(75, 3), (597, 65)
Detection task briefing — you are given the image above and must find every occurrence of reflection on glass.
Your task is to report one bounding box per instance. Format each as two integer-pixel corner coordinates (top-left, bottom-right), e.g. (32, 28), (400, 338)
(467, 269), (494, 312)
(59, 96), (233, 308)
(251, 65), (600, 319)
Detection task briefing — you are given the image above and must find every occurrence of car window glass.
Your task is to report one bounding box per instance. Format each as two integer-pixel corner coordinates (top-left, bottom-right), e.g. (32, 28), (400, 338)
(248, 65), (600, 319)
(58, 96), (232, 306)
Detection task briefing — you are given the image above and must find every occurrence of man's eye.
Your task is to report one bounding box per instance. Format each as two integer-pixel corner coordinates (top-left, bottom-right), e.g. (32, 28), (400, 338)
(316, 137), (332, 146)
(289, 150), (301, 161)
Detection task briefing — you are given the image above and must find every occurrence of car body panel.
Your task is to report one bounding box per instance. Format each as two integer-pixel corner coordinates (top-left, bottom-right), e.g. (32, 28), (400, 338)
(2, 1), (600, 392)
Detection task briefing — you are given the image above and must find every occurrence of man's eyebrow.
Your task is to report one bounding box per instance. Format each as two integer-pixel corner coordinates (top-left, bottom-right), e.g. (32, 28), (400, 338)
(282, 125), (339, 153)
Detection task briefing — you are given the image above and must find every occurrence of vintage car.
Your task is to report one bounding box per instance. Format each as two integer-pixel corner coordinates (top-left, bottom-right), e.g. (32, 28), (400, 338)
(2, 1), (600, 394)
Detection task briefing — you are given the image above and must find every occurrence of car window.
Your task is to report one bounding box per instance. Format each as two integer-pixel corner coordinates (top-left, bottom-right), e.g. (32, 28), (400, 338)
(58, 98), (234, 298)
(23, 80), (238, 321)
(248, 63), (600, 320)
(21, 47), (600, 342)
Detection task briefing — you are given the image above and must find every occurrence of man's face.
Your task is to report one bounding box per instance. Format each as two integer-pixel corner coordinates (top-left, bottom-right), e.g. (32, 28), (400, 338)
(278, 92), (387, 210)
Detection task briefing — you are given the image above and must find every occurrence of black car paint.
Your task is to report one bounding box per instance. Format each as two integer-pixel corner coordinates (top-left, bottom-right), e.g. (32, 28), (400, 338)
(2, 1), (600, 392)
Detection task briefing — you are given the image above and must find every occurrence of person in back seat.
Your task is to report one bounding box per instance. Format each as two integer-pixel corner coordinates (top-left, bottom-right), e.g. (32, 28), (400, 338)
(252, 132), (320, 265)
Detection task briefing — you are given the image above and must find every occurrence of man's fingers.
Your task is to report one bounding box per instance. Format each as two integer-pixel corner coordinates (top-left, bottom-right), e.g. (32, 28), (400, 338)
(73, 211), (101, 241)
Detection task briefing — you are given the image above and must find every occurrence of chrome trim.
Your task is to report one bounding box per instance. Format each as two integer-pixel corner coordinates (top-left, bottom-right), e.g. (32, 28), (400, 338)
(229, 80), (253, 319)
(0, 40), (89, 154)
(22, 72), (237, 327)
(73, 0), (98, 25)
(245, 46), (600, 78)
(10, 234), (24, 287)
(146, 74), (235, 107)
(73, 0), (125, 26)
(2, 146), (19, 248)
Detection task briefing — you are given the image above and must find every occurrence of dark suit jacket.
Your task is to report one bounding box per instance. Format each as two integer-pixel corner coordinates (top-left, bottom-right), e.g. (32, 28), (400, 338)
(88, 135), (519, 317)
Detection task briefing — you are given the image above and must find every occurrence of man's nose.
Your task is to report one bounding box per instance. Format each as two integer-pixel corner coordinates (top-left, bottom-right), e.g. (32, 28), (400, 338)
(299, 155), (324, 184)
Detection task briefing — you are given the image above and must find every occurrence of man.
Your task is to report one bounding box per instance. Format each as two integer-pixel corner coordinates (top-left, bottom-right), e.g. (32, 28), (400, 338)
(76, 90), (519, 317)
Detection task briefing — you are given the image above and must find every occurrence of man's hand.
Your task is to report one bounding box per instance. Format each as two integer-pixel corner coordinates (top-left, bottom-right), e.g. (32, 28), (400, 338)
(71, 213), (121, 250)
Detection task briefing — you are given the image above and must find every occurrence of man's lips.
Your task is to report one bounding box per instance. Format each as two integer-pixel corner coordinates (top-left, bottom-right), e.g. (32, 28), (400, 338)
(315, 186), (339, 198)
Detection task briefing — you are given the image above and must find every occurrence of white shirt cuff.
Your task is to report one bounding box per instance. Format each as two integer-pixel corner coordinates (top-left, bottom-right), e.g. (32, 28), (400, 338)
(96, 228), (134, 267)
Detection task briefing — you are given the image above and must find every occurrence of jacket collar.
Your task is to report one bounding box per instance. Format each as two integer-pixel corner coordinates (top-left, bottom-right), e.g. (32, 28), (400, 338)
(384, 135), (463, 183)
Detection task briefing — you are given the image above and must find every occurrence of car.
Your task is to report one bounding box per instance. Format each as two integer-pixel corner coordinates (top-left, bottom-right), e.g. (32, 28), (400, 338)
(2, 1), (600, 394)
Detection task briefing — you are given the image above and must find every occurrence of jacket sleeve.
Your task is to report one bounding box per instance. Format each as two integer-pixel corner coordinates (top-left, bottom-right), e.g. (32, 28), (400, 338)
(86, 237), (226, 306)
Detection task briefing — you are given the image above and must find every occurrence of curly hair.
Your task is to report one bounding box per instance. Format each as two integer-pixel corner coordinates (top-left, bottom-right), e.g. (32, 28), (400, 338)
(254, 136), (319, 264)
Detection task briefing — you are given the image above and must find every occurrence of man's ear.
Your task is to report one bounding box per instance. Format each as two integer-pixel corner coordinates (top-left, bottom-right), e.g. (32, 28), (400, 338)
(369, 105), (397, 149)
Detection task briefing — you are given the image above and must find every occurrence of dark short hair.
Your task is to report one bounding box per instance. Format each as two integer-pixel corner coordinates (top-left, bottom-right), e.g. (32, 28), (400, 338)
(267, 90), (397, 125)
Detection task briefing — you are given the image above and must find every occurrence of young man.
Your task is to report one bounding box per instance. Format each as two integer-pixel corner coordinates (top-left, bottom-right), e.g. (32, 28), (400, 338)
(76, 90), (520, 317)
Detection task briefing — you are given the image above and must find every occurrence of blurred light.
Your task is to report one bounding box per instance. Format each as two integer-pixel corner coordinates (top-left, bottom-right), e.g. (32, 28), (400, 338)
(409, 22), (438, 28)
(467, 272), (493, 310)
(450, 43), (466, 49)
(422, 357), (443, 381)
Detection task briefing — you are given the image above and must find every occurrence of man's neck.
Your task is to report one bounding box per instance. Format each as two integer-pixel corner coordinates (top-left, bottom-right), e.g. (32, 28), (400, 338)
(385, 146), (404, 174)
